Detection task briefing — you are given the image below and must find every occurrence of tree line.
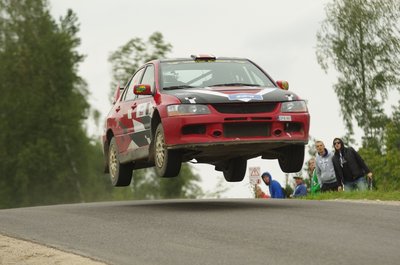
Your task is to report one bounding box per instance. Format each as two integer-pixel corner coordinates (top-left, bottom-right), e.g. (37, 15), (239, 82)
(316, 0), (400, 190)
(0, 0), (399, 209)
(0, 0), (203, 209)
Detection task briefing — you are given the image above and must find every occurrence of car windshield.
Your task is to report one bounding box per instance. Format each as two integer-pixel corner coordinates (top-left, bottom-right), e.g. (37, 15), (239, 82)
(160, 59), (275, 90)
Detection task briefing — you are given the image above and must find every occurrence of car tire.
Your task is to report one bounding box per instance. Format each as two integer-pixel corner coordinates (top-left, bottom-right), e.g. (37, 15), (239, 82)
(278, 145), (305, 173)
(154, 123), (182, 178)
(223, 157), (247, 182)
(108, 137), (133, 186)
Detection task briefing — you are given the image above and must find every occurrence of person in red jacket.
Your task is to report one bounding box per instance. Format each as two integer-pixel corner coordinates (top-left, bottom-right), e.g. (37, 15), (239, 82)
(255, 184), (270, 199)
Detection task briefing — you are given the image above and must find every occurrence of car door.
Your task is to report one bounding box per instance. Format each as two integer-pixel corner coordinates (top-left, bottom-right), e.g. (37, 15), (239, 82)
(114, 68), (145, 155)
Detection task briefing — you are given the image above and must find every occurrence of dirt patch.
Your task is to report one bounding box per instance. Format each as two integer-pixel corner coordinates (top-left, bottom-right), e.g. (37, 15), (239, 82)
(0, 234), (107, 265)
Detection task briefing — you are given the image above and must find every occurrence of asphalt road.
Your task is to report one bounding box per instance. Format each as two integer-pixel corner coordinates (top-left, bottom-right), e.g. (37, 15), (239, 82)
(0, 199), (399, 265)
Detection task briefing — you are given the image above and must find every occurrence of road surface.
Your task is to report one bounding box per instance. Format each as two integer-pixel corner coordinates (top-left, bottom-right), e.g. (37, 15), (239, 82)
(0, 199), (399, 265)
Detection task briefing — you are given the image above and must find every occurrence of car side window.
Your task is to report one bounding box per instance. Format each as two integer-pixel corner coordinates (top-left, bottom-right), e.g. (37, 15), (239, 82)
(123, 68), (145, 101)
(139, 65), (155, 98)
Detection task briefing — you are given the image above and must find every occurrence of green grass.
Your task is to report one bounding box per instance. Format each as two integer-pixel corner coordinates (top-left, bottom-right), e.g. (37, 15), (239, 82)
(306, 191), (400, 201)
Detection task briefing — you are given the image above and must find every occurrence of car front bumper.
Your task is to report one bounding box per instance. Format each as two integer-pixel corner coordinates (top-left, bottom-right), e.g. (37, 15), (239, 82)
(162, 110), (310, 149)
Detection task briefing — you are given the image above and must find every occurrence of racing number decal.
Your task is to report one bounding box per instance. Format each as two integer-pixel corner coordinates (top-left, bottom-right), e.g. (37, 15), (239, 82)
(127, 102), (152, 120)
(136, 102), (153, 118)
(125, 102), (154, 150)
(136, 103), (147, 118)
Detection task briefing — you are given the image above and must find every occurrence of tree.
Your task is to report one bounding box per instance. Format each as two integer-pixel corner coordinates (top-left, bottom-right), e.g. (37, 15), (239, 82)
(127, 165), (203, 200)
(108, 32), (172, 100)
(0, 0), (123, 208)
(382, 105), (400, 190)
(316, 0), (400, 146)
(204, 178), (231, 199)
(359, 102), (400, 191)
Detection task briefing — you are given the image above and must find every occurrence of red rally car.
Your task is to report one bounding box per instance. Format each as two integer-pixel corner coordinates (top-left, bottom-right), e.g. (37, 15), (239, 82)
(103, 55), (310, 186)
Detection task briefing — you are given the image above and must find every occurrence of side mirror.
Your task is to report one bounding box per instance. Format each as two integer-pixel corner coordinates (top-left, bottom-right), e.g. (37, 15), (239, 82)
(112, 83), (123, 104)
(134, 84), (152, 95)
(276, 80), (289, 90)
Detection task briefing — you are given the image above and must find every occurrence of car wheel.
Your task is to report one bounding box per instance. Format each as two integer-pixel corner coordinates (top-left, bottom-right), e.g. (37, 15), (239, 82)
(278, 145), (305, 173)
(154, 123), (182, 178)
(108, 137), (133, 186)
(223, 157), (247, 182)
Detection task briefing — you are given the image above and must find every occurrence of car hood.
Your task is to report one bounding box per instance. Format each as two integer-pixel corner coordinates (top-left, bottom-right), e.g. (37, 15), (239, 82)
(161, 86), (299, 104)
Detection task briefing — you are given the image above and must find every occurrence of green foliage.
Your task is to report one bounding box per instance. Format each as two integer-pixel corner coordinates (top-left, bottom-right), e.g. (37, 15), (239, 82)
(307, 191), (400, 201)
(129, 163), (203, 200)
(384, 106), (400, 190)
(204, 178), (231, 199)
(108, 32), (172, 100)
(284, 184), (294, 198)
(316, 0), (400, 142)
(316, 0), (400, 192)
(160, 163), (203, 199)
(78, 140), (122, 202)
(112, 162), (204, 201)
(358, 104), (400, 191)
(0, 0), (130, 208)
(0, 2), (201, 208)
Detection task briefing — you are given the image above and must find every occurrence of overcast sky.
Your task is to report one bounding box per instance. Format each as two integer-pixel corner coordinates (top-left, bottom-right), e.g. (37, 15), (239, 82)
(49, 0), (394, 198)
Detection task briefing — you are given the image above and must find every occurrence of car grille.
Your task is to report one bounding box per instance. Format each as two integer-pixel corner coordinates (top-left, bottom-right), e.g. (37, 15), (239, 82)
(224, 123), (271, 138)
(284, 122), (302, 133)
(212, 103), (277, 114)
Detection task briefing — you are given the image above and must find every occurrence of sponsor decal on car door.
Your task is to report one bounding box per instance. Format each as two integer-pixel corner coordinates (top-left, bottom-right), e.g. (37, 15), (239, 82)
(126, 64), (156, 152)
(127, 98), (154, 151)
(115, 68), (145, 154)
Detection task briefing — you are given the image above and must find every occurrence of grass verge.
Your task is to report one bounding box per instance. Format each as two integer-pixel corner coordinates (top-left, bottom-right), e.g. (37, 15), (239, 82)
(306, 191), (400, 201)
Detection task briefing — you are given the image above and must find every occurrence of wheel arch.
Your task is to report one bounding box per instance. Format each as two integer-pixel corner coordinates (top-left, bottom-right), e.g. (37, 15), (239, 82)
(149, 110), (162, 162)
(151, 110), (162, 138)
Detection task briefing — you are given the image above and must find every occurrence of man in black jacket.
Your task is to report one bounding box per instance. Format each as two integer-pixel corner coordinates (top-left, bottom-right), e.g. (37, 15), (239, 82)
(332, 138), (373, 191)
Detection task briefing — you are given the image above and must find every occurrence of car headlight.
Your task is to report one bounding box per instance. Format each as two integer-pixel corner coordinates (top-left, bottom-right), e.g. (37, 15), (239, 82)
(281, 101), (308, 112)
(167, 104), (211, 116)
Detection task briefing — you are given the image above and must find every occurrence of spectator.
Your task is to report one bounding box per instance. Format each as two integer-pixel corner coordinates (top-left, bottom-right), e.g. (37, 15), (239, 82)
(292, 176), (307, 198)
(332, 138), (373, 191)
(315, 141), (341, 192)
(255, 184), (270, 199)
(307, 158), (320, 194)
(261, 172), (285, 199)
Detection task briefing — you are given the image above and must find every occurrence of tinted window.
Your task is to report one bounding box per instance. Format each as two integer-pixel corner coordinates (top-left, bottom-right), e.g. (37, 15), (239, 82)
(140, 65), (155, 93)
(160, 59), (275, 89)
